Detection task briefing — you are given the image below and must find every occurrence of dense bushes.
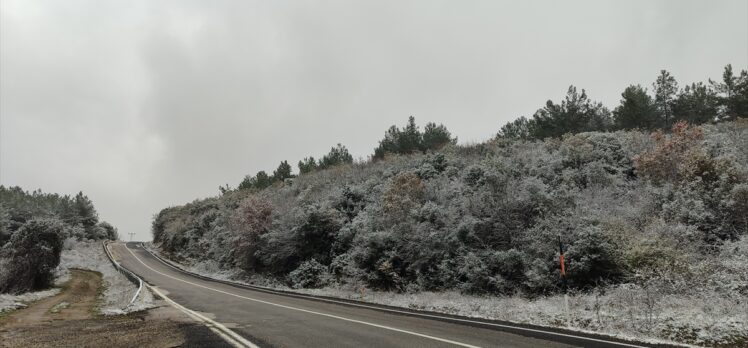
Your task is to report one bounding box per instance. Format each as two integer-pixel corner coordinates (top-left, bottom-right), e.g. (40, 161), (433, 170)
(636, 121), (747, 242)
(0, 187), (117, 294)
(153, 120), (747, 296)
(0, 219), (64, 294)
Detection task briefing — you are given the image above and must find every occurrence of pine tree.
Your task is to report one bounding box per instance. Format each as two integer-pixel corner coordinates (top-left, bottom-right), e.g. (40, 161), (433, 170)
(272, 161), (294, 182)
(238, 175), (255, 190)
(373, 117), (453, 159)
(398, 116), (422, 154)
(373, 125), (400, 160)
(497, 117), (531, 139)
(73, 192), (98, 237)
(298, 157), (318, 174)
(0, 203), (9, 245)
(319, 144), (353, 169)
(254, 171), (272, 189)
(613, 85), (658, 130)
(422, 122), (455, 150)
(529, 86), (610, 139)
(710, 64), (748, 120)
(672, 82), (718, 125)
(653, 70), (679, 128)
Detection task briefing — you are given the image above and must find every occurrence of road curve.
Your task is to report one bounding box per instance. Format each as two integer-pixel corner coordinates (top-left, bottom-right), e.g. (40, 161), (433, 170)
(109, 242), (653, 348)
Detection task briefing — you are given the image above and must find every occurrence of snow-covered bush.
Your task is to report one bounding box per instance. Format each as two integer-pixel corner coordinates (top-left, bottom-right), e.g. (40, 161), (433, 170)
(230, 196), (272, 270)
(0, 218), (64, 294)
(289, 259), (329, 288)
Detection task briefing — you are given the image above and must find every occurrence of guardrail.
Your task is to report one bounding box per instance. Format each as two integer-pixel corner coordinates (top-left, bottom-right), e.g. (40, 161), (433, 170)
(140, 243), (663, 348)
(102, 240), (143, 309)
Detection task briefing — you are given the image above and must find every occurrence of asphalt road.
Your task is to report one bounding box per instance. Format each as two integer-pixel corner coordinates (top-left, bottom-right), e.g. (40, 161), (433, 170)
(109, 242), (652, 348)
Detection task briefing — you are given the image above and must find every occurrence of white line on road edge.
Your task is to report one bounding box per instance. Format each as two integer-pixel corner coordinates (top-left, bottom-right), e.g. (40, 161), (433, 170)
(124, 243), (481, 348)
(147, 284), (259, 348)
(141, 244), (654, 348)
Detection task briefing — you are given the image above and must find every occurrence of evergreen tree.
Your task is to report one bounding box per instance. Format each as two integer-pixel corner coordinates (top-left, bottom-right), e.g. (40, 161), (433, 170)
(528, 86), (610, 139)
(710, 64), (748, 120)
(398, 116), (422, 154)
(1, 219), (64, 293)
(373, 125), (400, 160)
(673, 82), (718, 125)
(59, 198), (78, 226)
(298, 157), (319, 174)
(373, 117), (454, 159)
(0, 203), (9, 245)
(254, 171), (272, 189)
(273, 161), (294, 182)
(422, 122), (455, 150)
(238, 175), (254, 190)
(613, 85), (658, 130)
(497, 117), (531, 139)
(653, 70), (679, 128)
(97, 221), (119, 240)
(73, 192), (98, 237)
(319, 144), (353, 169)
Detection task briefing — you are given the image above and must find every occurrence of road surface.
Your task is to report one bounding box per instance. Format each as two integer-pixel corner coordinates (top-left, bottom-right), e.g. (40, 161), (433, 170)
(109, 242), (652, 348)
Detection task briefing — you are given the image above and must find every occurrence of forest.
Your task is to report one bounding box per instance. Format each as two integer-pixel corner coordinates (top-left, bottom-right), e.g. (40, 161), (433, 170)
(0, 187), (117, 294)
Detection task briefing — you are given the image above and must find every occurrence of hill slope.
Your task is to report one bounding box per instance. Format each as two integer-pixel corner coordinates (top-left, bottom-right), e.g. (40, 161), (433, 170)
(153, 120), (748, 346)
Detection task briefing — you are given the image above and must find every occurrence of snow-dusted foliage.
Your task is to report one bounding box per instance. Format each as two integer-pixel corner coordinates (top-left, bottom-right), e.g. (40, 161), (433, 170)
(0, 241), (154, 315)
(152, 120), (748, 345)
(289, 259), (330, 289)
(0, 186), (118, 294)
(0, 219), (64, 293)
(57, 240), (154, 314)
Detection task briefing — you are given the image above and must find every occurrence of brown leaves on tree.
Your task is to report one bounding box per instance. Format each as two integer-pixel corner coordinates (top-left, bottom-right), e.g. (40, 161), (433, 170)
(382, 173), (425, 218)
(634, 121), (704, 184)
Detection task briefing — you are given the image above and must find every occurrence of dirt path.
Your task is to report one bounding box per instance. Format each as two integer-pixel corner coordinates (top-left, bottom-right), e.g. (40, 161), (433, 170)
(1, 269), (99, 329)
(0, 269), (231, 348)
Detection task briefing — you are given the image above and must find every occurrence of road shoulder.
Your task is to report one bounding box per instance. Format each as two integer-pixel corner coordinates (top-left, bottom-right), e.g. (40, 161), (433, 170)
(0, 268), (233, 348)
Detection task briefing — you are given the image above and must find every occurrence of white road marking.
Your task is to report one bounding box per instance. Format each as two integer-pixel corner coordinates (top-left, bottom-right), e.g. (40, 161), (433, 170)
(127, 242), (654, 348)
(147, 284), (260, 348)
(123, 243), (481, 348)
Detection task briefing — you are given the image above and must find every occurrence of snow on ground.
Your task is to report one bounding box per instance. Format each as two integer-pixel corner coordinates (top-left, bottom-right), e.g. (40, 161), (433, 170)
(57, 239), (154, 315)
(0, 288), (61, 314)
(145, 243), (747, 347)
(295, 286), (737, 348)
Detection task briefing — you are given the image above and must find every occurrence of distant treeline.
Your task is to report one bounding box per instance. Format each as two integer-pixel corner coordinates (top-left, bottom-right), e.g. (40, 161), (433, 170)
(498, 64), (747, 140)
(0, 186), (117, 294)
(233, 64), (746, 192)
(232, 117), (456, 192)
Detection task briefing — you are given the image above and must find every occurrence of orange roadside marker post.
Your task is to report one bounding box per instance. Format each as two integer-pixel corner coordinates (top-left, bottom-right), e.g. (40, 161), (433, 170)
(558, 236), (570, 327)
(558, 236), (566, 277)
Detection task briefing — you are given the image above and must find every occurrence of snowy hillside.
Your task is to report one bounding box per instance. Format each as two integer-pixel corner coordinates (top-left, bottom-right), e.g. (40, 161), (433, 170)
(153, 120), (748, 346)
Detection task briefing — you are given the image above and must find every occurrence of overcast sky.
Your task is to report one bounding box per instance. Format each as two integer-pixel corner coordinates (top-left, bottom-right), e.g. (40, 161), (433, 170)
(1, 0), (746, 241)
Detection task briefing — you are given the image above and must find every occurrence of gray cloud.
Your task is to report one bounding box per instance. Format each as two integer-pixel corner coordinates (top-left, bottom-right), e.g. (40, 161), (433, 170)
(2, 0), (746, 240)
